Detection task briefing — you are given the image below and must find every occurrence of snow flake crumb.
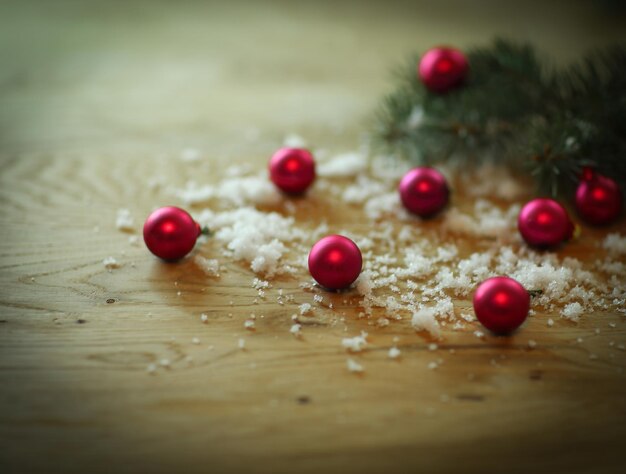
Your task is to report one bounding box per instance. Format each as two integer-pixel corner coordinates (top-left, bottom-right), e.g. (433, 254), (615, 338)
(194, 256), (220, 277)
(388, 347), (401, 359)
(346, 358), (364, 373)
(290, 323), (302, 337)
(116, 208), (134, 231)
(342, 332), (368, 352)
(103, 257), (121, 270)
(562, 302), (584, 321)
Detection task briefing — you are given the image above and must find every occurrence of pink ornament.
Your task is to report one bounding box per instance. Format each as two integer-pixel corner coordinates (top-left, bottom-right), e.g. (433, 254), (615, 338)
(418, 46), (469, 93)
(399, 167), (450, 217)
(308, 235), (362, 290)
(143, 206), (202, 260)
(269, 147), (316, 194)
(473, 276), (530, 334)
(518, 198), (574, 248)
(575, 168), (622, 225)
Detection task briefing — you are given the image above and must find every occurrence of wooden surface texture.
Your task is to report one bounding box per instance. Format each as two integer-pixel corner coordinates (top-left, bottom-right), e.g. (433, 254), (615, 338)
(1, 1), (625, 473)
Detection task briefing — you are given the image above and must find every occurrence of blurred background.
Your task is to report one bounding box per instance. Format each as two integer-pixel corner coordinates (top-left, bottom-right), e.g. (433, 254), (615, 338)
(1, 0), (626, 161)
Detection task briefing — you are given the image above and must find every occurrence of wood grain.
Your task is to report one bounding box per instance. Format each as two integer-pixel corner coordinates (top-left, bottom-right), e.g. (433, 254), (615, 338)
(1, 2), (626, 473)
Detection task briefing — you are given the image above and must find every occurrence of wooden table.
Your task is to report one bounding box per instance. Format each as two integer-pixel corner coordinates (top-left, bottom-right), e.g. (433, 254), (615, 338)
(1, 2), (625, 473)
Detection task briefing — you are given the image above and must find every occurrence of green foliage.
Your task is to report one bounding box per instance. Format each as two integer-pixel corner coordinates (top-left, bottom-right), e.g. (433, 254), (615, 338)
(373, 39), (626, 198)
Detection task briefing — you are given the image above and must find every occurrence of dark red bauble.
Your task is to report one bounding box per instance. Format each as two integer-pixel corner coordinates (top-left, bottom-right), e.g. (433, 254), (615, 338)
(399, 167), (450, 217)
(308, 235), (362, 290)
(269, 147), (316, 194)
(575, 169), (622, 225)
(473, 276), (530, 334)
(418, 46), (469, 93)
(518, 198), (574, 248)
(143, 206), (202, 260)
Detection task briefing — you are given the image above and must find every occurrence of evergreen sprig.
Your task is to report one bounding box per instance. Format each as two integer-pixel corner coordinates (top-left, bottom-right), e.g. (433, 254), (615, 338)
(373, 39), (626, 198)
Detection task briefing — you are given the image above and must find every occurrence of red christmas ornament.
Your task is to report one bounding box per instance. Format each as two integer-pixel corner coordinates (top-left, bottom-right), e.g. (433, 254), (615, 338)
(269, 147), (316, 194)
(518, 198), (574, 248)
(575, 168), (622, 225)
(473, 276), (530, 334)
(308, 235), (362, 290)
(143, 206), (202, 260)
(418, 46), (469, 93)
(399, 167), (450, 217)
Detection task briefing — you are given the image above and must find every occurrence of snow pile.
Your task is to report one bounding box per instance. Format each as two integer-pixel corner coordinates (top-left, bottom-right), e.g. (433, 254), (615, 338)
(176, 174), (281, 207)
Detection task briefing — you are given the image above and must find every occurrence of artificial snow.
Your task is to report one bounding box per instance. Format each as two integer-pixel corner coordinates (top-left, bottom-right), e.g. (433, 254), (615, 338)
(346, 358), (364, 373)
(317, 152), (367, 177)
(290, 323), (302, 337)
(103, 257), (120, 270)
(342, 332), (368, 352)
(561, 302), (584, 321)
(162, 140), (624, 362)
(388, 347), (401, 359)
(116, 208), (134, 231)
(603, 233), (626, 255)
(194, 256), (220, 277)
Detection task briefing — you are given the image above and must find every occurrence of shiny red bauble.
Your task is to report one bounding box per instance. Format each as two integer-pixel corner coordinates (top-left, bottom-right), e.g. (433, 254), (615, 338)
(473, 276), (530, 334)
(143, 206), (202, 260)
(518, 198), (574, 248)
(269, 147), (316, 194)
(418, 46), (469, 93)
(399, 167), (450, 217)
(308, 235), (362, 290)
(575, 169), (622, 225)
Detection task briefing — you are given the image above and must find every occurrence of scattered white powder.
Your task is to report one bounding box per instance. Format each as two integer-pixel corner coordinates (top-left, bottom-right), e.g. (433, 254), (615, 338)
(252, 278), (270, 290)
(146, 363), (157, 374)
(562, 302), (584, 321)
(346, 358), (364, 373)
(602, 233), (626, 255)
(283, 133), (307, 148)
(244, 320), (256, 330)
(428, 343), (438, 351)
(200, 314), (208, 323)
(116, 208), (134, 231)
(317, 152), (367, 177)
(194, 256), (220, 277)
(103, 257), (120, 270)
(341, 332), (368, 352)
(159, 359), (170, 367)
(180, 147), (201, 163)
(176, 175), (281, 207)
(411, 308), (441, 338)
(427, 361), (438, 370)
(196, 207), (306, 277)
(547, 318), (554, 327)
(461, 164), (527, 201)
(388, 347), (401, 359)
(376, 317), (390, 328)
(192, 337), (200, 345)
(290, 323), (302, 337)
(474, 330), (485, 339)
(528, 340), (537, 349)
(128, 235), (139, 246)
(238, 338), (246, 350)
(163, 144), (624, 361)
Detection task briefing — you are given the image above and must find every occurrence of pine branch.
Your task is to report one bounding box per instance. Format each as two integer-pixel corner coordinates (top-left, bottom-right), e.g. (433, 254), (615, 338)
(372, 38), (626, 198)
